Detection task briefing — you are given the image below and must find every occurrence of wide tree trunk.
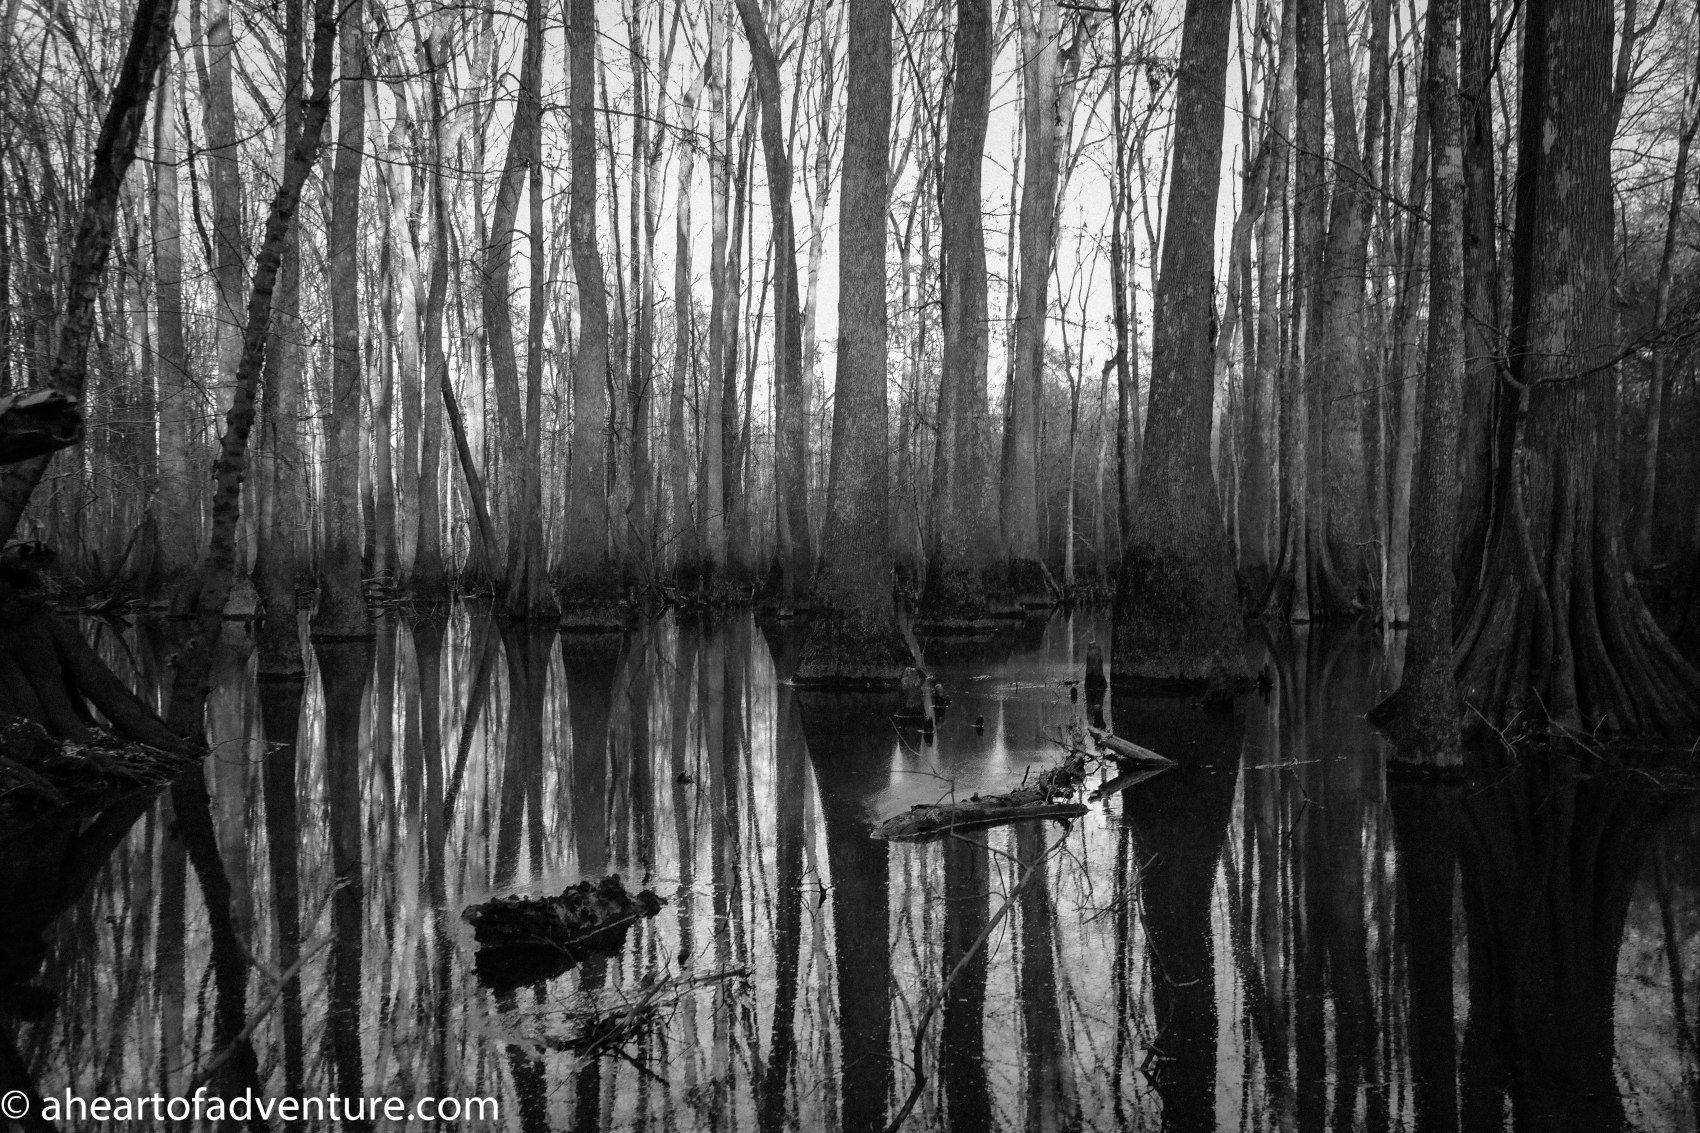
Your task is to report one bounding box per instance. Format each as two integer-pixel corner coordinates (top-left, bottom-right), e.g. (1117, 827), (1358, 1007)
(795, 0), (905, 685)
(1309, 0), (1387, 615)
(1111, 0), (1247, 692)
(1455, 0), (1700, 738)
(313, 11), (369, 639)
(562, 0), (617, 620)
(921, 0), (1003, 629)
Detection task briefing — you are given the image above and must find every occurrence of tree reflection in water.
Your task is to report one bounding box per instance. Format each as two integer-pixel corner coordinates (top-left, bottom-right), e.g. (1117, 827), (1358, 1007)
(0, 609), (1693, 1131)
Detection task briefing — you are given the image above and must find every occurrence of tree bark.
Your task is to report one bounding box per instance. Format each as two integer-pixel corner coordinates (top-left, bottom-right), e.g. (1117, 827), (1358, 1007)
(1371, 0), (1465, 763)
(412, 20), (451, 595)
(795, 0), (904, 685)
(1112, 0), (1247, 691)
(668, 71), (704, 578)
(922, 0), (1003, 628)
(1310, 0), (1387, 614)
(735, 0), (811, 608)
(563, 0), (616, 617)
(1246, 0), (1295, 600)
(999, 0), (1062, 601)
(1629, 46), (1700, 571)
(151, 51), (200, 597)
(1452, 0), (1510, 590)
(313, 10), (369, 638)
(255, 0), (307, 677)
(697, 3), (731, 586)
(1455, 0), (1700, 737)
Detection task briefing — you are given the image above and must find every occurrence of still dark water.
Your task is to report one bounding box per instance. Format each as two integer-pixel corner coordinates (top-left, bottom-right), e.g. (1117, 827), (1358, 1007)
(7, 610), (1700, 1131)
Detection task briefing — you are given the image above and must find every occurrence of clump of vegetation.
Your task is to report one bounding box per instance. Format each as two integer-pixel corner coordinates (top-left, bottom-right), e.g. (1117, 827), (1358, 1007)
(463, 876), (665, 993)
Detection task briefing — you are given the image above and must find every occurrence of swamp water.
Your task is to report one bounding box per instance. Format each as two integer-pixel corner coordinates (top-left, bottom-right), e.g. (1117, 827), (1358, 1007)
(3, 609), (1698, 1131)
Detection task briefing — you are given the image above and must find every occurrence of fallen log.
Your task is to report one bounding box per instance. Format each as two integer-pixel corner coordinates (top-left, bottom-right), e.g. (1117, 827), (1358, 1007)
(1090, 726), (1173, 766)
(874, 746), (1097, 842)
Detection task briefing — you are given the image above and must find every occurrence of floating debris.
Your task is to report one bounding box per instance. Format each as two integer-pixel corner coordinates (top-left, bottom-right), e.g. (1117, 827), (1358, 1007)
(874, 725), (1175, 842)
(874, 748), (1096, 842)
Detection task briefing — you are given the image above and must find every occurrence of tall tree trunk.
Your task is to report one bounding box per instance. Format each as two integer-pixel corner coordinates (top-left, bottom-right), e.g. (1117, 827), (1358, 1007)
(1265, 0), (1326, 621)
(1629, 43), (1700, 571)
(563, 0), (615, 617)
(1000, 0), (1062, 601)
(412, 21), (450, 595)
(922, 0), (1002, 627)
(1112, 0), (1246, 691)
(735, 0), (811, 607)
(1310, 0), (1387, 614)
(1452, 0), (1510, 589)
(698, 3), (730, 586)
(481, 5), (532, 602)
(1455, 0), (1700, 737)
(1371, 0), (1465, 763)
(668, 71), (705, 576)
(255, 0), (307, 677)
(1247, 0), (1295, 600)
(795, 0), (904, 685)
(152, 58), (199, 592)
(313, 9), (369, 638)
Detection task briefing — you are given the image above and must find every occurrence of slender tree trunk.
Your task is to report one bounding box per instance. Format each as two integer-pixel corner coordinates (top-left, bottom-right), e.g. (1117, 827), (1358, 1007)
(202, 0), (244, 407)
(669, 71), (705, 578)
(1248, 0), (1295, 601)
(481, 5), (533, 602)
(255, 0), (307, 676)
(1452, 0), (1509, 590)
(153, 59), (199, 593)
(313, 10), (369, 638)
(563, 0), (615, 616)
(1112, 0), (1246, 691)
(698, 4), (731, 585)
(1629, 44), (1700, 571)
(1371, 0), (1464, 763)
(922, 0), (1003, 627)
(796, 0), (904, 685)
(1000, 0), (1062, 600)
(736, 0), (811, 607)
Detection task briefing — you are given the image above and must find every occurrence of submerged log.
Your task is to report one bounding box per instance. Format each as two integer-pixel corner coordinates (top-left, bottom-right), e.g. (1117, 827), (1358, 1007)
(463, 875), (664, 993)
(875, 726), (1176, 842)
(1090, 726), (1173, 766)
